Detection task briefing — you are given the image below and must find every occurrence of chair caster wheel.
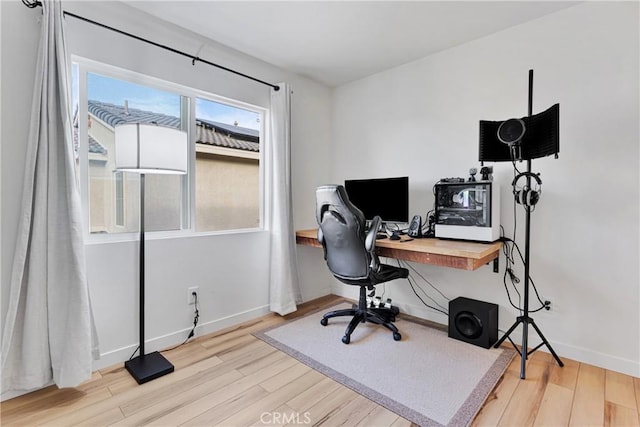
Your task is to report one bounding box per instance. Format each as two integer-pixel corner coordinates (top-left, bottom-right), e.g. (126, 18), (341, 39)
(342, 335), (350, 344)
(393, 332), (402, 341)
(320, 318), (328, 326)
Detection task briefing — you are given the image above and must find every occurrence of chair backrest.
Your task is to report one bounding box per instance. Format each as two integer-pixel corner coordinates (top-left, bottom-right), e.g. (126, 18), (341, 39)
(315, 185), (373, 281)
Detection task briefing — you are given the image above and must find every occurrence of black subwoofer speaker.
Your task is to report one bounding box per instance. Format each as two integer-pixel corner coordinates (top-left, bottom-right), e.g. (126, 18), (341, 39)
(448, 297), (498, 349)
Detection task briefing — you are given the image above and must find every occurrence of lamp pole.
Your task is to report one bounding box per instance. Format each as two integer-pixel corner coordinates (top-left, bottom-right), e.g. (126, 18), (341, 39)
(139, 173), (146, 357)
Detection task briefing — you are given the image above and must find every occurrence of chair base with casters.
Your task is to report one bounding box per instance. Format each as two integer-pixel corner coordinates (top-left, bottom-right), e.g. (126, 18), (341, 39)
(321, 286), (403, 344)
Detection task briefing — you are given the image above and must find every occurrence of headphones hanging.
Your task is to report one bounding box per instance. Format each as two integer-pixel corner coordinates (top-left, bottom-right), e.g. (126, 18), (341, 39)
(512, 172), (542, 207)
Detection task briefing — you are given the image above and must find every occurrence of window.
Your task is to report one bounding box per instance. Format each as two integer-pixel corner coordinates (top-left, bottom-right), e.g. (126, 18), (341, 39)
(195, 98), (261, 232)
(73, 59), (265, 236)
(78, 71), (187, 234)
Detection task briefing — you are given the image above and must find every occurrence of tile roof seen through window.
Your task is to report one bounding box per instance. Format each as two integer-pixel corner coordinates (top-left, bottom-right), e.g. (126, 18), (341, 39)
(89, 135), (107, 154)
(88, 101), (260, 153)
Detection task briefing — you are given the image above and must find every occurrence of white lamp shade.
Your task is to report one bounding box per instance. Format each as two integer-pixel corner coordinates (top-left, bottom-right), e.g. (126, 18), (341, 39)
(115, 123), (188, 174)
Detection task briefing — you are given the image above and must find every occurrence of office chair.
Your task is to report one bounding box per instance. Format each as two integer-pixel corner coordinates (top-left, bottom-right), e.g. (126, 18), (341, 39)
(315, 185), (409, 344)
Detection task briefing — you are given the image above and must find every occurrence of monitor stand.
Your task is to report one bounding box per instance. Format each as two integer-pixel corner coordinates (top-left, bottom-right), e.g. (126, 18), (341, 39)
(367, 221), (401, 239)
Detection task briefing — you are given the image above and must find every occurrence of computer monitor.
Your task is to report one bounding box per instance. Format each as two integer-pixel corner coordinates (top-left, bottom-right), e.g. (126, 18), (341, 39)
(344, 176), (409, 223)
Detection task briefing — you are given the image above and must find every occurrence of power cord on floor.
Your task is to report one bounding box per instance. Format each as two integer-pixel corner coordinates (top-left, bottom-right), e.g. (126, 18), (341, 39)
(128, 346), (139, 361)
(163, 292), (200, 353)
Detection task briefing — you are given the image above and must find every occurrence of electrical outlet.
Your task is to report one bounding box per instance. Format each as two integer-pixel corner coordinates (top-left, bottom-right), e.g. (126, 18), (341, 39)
(187, 286), (199, 305)
(541, 296), (552, 312)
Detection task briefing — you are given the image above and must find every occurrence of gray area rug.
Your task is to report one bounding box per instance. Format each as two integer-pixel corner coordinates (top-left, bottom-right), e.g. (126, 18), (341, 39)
(254, 303), (515, 427)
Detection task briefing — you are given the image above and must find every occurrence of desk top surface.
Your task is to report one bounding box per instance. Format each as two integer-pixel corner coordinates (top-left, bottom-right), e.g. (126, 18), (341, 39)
(295, 228), (502, 260)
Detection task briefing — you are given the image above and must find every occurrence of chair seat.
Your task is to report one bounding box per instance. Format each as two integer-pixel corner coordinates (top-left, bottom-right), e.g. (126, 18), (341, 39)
(335, 264), (408, 287)
(371, 263), (409, 285)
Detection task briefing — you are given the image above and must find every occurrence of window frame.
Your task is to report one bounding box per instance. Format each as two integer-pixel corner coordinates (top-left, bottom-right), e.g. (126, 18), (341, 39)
(114, 170), (125, 228)
(73, 56), (268, 243)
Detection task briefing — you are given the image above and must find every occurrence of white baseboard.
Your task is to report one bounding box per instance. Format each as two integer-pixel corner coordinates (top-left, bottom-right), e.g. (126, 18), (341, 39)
(4, 295), (636, 404)
(92, 304), (271, 371)
(508, 336), (640, 378)
(331, 287), (640, 377)
(1, 386), (52, 402)
(1, 305), (272, 403)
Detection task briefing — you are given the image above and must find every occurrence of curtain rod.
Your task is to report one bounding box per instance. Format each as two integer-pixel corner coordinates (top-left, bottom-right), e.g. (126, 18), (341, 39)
(22, 0), (280, 91)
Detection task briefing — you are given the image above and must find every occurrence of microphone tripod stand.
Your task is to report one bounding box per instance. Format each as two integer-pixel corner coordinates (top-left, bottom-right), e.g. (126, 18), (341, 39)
(493, 70), (564, 379)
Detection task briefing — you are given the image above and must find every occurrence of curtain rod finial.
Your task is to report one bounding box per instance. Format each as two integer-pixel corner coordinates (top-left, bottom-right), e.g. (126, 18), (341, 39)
(22, 0), (42, 8)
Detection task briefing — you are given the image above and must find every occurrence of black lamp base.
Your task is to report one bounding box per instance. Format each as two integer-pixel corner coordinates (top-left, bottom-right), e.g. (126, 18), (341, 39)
(124, 351), (174, 384)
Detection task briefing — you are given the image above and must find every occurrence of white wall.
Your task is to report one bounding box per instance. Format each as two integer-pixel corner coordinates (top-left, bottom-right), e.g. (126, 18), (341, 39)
(3, 0), (637, 400)
(0, 0), (333, 397)
(1, 1), (39, 329)
(326, 2), (639, 376)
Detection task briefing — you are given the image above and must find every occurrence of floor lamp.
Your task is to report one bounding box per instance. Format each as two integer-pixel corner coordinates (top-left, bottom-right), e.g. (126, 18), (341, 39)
(115, 123), (188, 384)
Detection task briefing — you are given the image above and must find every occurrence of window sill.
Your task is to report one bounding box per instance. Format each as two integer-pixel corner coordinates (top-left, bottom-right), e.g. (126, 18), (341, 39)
(85, 227), (266, 245)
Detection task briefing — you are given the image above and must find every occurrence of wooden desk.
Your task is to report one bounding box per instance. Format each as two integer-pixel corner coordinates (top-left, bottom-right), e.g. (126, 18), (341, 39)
(296, 229), (502, 271)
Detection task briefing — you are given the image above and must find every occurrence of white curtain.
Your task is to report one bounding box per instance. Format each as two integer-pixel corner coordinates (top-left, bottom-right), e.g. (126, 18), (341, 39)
(268, 83), (302, 315)
(1, 0), (98, 392)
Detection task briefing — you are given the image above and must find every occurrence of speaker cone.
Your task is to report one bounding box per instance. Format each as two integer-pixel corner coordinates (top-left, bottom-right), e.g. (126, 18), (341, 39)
(448, 297), (498, 348)
(454, 311), (483, 339)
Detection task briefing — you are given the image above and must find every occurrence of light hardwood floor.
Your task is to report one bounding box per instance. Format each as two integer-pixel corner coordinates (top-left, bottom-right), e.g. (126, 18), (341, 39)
(1, 295), (639, 426)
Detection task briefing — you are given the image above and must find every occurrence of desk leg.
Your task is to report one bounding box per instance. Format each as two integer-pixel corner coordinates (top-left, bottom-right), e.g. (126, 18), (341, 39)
(493, 257), (499, 273)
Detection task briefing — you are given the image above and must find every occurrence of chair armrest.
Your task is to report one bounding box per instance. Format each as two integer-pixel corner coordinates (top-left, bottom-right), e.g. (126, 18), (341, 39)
(317, 227), (327, 260)
(365, 216), (381, 252)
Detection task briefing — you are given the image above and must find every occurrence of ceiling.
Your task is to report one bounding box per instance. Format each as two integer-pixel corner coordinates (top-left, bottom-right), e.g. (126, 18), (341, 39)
(123, 1), (578, 88)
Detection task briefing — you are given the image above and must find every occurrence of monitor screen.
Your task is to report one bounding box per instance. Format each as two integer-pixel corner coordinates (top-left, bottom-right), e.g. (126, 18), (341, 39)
(344, 176), (409, 223)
